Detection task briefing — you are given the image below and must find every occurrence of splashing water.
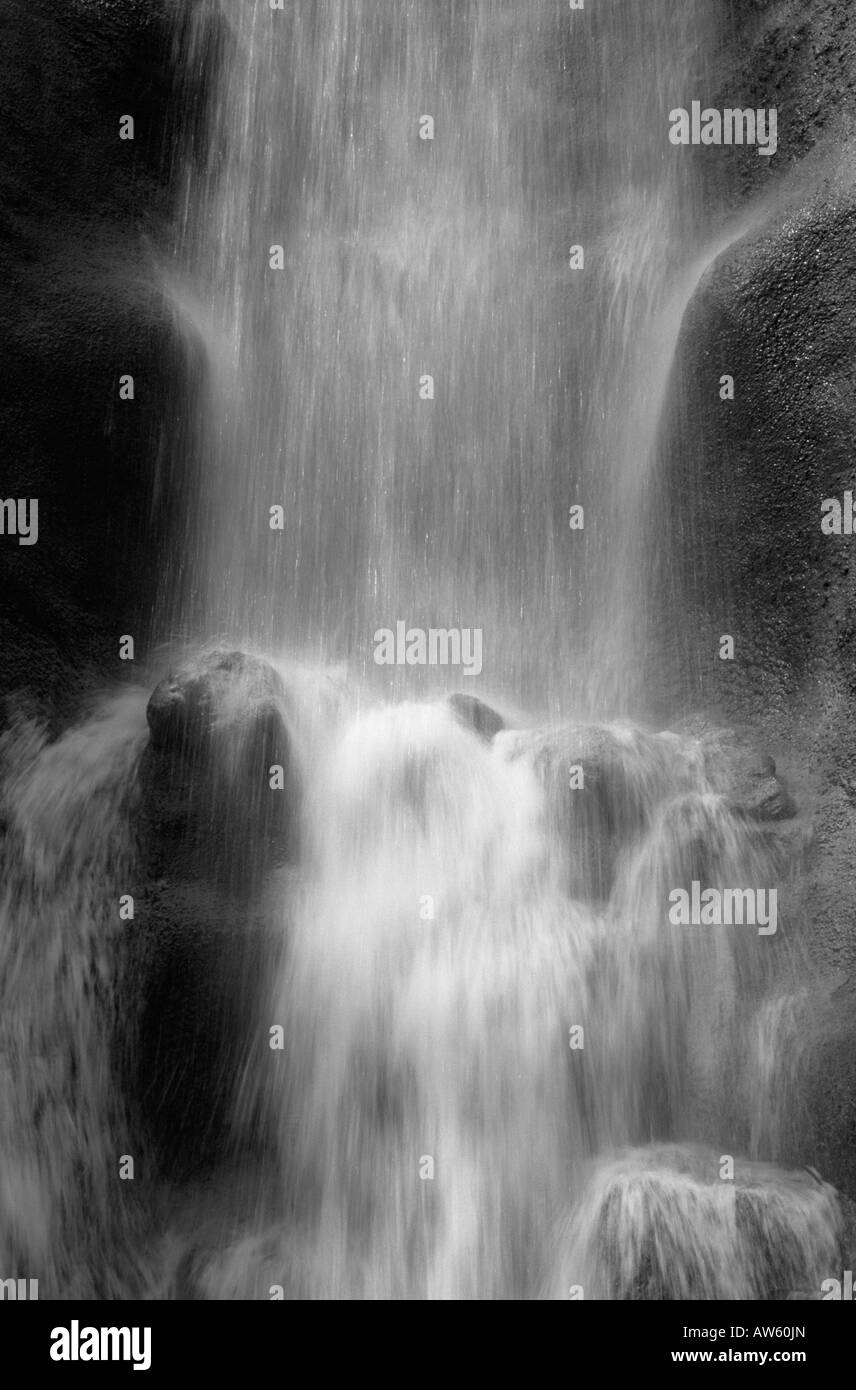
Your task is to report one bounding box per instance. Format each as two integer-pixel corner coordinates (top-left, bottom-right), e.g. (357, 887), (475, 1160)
(239, 703), (836, 1299)
(0, 679), (843, 1298)
(0, 693), (151, 1297)
(0, 0), (845, 1300)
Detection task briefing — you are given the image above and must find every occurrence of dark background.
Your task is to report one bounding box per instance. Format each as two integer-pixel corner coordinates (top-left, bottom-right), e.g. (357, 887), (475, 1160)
(0, 0), (183, 725)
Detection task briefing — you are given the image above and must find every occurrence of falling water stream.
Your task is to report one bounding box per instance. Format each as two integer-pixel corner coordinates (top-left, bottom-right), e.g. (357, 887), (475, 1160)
(0, 0), (845, 1300)
(165, 0), (724, 714)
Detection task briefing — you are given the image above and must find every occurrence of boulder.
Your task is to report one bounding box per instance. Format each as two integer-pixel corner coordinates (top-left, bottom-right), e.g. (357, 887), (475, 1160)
(139, 650), (298, 891)
(504, 719), (796, 900)
(118, 881), (279, 1178)
(502, 722), (688, 900)
(555, 1144), (843, 1300)
(697, 728), (796, 821)
(446, 693), (505, 742)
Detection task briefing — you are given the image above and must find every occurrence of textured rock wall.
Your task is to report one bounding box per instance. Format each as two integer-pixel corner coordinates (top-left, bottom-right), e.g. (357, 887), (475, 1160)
(655, 0), (856, 1201)
(0, 0), (183, 724)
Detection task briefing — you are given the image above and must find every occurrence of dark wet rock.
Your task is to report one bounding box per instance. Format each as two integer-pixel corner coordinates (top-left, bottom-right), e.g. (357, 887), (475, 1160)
(839, 1192), (856, 1275)
(804, 980), (856, 1227)
(656, 152), (856, 1200)
(698, 729), (796, 821)
(117, 880), (281, 1178)
(447, 693), (505, 742)
(727, 775), (795, 822)
(504, 719), (797, 900)
(139, 651), (298, 891)
(702, 0), (856, 206)
(503, 723), (688, 900)
(0, 0), (182, 724)
(560, 1145), (843, 1301)
(654, 174), (856, 750)
(146, 650), (285, 753)
(119, 652), (301, 1177)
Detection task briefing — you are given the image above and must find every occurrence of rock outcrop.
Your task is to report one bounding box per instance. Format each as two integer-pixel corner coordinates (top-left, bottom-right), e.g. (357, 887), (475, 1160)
(0, 0), (182, 725)
(140, 649), (297, 891)
(652, 0), (856, 1203)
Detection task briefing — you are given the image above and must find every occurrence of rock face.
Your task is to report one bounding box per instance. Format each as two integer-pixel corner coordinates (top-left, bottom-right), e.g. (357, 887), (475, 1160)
(140, 650), (298, 891)
(0, 0), (183, 725)
(701, 0), (856, 206)
(447, 693), (505, 742)
(505, 721), (796, 902)
(658, 196), (856, 1197)
(696, 728), (796, 822)
(651, 0), (856, 1205)
(122, 882), (276, 1179)
(504, 723), (682, 900)
(556, 1144), (843, 1301)
(129, 651), (297, 1173)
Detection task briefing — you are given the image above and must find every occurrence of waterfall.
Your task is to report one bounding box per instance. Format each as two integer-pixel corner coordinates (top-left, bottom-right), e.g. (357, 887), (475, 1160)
(165, 0), (725, 714)
(0, 0), (845, 1301)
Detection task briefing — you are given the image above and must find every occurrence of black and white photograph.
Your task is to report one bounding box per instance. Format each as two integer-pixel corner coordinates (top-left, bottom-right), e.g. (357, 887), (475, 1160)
(1, 0), (855, 1351)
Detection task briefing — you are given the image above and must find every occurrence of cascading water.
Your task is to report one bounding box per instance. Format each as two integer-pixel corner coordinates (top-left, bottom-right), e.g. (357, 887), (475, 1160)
(165, 0), (725, 715)
(0, 0), (845, 1301)
(0, 693), (152, 1297)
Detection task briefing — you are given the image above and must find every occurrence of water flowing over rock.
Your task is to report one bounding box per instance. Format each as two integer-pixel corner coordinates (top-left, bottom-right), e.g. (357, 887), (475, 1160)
(555, 1146), (842, 1300)
(0, 657), (845, 1299)
(446, 692), (506, 742)
(140, 649), (298, 891)
(2, 0), (856, 1306)
(131, 650), (338, 1174)
(0, 692), (150, 1297)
